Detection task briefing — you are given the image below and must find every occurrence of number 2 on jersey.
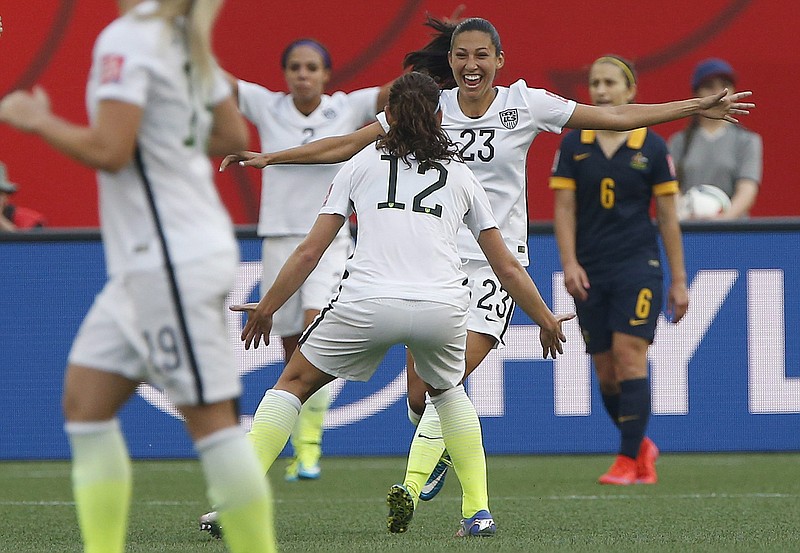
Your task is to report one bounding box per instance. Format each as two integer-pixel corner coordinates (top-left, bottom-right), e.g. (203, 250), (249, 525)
(378, 155), (447, 217)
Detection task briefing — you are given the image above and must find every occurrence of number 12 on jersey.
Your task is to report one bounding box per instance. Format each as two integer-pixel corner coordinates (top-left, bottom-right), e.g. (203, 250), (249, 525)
(378, 155), (447, 217)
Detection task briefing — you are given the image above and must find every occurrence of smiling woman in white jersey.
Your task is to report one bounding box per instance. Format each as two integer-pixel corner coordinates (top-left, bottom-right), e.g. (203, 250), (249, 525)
(224, 37), (390, 487)
(0, 1), (275, 552)
(218, 15), (754, 521)
(217, 71), (571, 538)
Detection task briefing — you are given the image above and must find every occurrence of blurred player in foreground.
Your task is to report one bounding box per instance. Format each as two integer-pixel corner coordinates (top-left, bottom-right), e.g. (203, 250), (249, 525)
(0, 1), (275, 551)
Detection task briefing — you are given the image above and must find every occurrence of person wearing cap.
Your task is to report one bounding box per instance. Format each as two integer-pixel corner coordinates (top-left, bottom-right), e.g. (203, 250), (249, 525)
(0, 162), (46, 231)
(669, 58), (763, 219)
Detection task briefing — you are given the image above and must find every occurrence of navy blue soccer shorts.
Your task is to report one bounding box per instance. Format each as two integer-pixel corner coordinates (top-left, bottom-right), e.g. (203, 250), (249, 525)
(574, 265), (663, 355)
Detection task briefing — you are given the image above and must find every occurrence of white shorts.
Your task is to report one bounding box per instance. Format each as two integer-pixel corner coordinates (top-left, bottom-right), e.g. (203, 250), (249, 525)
(299, 298), (467, 390)
(68, 251), (241, 406)
(261, 234), (352, 336)
(463, 259), (516, 346)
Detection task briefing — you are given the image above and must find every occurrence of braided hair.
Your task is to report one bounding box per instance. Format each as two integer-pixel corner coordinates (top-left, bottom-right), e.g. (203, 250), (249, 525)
(376, 72), (459, 166)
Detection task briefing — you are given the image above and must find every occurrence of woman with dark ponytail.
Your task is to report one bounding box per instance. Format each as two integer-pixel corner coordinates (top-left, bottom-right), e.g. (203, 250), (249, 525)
(224, 71), (572, 539)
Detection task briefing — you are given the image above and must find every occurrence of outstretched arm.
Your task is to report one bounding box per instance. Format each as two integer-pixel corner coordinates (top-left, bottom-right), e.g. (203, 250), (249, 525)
(567, 89), (754, 131)
(477, 228), (574, 358)
(220, 121), (384, 171)
(0, 87), (141, 172)
(230, 213), (345, 349)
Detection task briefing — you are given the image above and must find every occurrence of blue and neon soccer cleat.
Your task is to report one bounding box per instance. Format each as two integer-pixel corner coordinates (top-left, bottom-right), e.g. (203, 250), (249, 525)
(386, 484), (415, 534)
(419, 452), (452, 501)
(286, 458), (321, 482)
(455, 510), (496, 537)
(298, 463), (321, 480)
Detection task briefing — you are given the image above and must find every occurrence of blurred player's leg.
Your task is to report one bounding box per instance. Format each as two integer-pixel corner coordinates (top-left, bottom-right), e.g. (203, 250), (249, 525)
(196, 425), (276, 553)
(286, 383), (330, 481)
(66, 418), (132, 553)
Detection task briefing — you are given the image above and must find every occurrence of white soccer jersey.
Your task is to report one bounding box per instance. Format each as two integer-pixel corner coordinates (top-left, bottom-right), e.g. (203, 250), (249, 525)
(86, 0), (237, 276)
(320, 146), (497, 307)
(237, 80), (379, 237)
(440, 80), (576, 265)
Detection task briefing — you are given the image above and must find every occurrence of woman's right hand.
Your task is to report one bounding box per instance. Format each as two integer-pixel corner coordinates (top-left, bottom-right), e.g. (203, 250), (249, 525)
(219, 151), (272, 171)
(563, 261), (590, 302)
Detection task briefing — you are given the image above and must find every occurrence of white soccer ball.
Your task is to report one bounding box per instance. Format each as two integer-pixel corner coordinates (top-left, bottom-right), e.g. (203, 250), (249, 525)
(678, 184), (732, 220)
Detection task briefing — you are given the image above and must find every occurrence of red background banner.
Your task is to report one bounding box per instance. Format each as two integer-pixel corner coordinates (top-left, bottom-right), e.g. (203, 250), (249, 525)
(0, 0), (795, 226)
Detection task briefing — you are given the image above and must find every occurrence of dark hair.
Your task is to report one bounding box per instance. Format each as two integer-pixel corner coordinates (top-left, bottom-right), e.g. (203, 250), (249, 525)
(451, 18), (502, 53)
(280, 38), (332, 70)
(403, 16), (457, 89)
(376, 72), (458, 166)
(592, 54), (637, 87)
(403, 16), (503, 90)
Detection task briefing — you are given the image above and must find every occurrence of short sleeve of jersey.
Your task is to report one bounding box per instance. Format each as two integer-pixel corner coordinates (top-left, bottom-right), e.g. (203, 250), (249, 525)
(237, 80), (283, 123)
(464, 173), (498, 238)
(739, 131), (763, 184)
(376, 111), (390, 133)
(549, 132), (579, 190)
(338, 87), (380, 125)
(209, 68), (232, 106)
(518, 81), (577, 134)
(92, 23), (153, 106)
(648, 132), (679, 196)
(319, 159), (355, 218)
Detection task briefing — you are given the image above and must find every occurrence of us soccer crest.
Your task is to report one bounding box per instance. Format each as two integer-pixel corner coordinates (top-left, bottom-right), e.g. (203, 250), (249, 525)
(499, 109), (518, 129)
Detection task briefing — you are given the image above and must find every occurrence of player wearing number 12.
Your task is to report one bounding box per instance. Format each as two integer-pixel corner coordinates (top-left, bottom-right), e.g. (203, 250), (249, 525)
(550, 55), (689, 485)
(225, 72), (571, 537)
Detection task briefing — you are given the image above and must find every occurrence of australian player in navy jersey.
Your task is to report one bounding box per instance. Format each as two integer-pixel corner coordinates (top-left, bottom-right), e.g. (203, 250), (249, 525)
(550, 55), (689, 485)
(218, 15), (752, 525)
(0, 1), (275, 552)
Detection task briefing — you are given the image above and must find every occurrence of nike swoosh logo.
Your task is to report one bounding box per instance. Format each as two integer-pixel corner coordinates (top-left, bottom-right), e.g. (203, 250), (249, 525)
(628, 318), (648, 326)
(618, 415), (640, 423)
(573, 152), (591, 161)
(485, 315), (499, 323)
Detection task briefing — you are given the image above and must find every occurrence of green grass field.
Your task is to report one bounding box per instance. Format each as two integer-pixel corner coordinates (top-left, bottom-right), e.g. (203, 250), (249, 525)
(2, 453), (799, 552)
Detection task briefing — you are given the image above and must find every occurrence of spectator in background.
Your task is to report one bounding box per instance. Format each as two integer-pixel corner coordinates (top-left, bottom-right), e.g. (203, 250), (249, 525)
(669, 59), (763, 219)
(0, 162), (47, 231)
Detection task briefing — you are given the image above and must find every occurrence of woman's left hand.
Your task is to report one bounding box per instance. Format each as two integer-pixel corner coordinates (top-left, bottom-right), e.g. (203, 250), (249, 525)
(698, 89), (754, 123)
(230, 302), (274, 350)
(0, 86), (51, 132)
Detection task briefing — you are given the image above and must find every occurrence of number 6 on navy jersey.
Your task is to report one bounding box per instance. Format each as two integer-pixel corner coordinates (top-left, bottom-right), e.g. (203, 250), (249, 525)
(378, 155), (447, 217)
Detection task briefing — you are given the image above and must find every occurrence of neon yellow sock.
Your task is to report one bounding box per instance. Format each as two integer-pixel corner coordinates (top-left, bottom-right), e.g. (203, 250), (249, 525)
(291, 383), (330, 468)
(198, 426), (277, 553)
(403, 404), (446, 501)
(248, 389), (301, 474)
(430, 385), (488, 518)
(66, 419), (131, 553)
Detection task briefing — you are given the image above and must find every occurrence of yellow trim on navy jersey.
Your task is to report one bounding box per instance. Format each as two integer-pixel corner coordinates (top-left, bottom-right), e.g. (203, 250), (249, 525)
(549, 176), (576, 190)
(580, 130), (596, 144)
(626, 128), (648, 150)
(580, 128), (646, 149)
(653, 180), (679, 196)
